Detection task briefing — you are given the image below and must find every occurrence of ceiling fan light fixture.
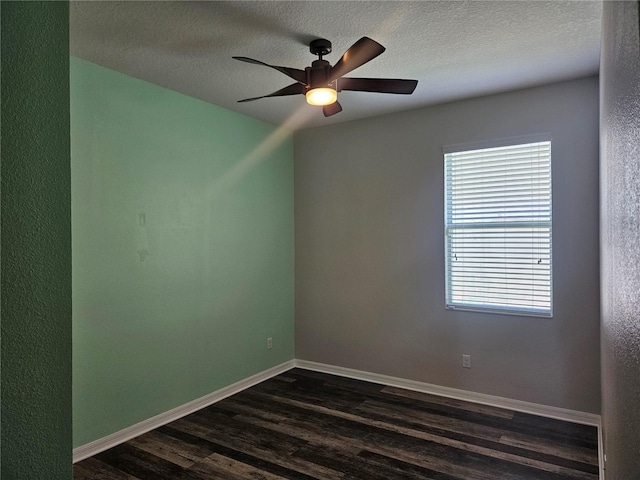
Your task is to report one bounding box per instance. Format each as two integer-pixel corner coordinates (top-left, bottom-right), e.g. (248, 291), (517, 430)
(306, 87), (338, 106)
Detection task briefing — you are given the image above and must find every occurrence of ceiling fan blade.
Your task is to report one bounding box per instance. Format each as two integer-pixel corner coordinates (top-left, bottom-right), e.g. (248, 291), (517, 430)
(338, 77), (418, 94)
(323, 101), (343, 117)
(328, 37), (385, 82)
(232, 56), (307, 84)
(238, 83), (306, 103)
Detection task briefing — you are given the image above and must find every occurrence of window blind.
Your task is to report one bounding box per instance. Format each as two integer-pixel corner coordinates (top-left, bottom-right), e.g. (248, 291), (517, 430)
(444, 141), (552, 316)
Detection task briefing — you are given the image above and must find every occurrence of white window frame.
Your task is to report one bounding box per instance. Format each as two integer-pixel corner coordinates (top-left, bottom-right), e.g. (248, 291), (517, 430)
(443, 134), (553, 317)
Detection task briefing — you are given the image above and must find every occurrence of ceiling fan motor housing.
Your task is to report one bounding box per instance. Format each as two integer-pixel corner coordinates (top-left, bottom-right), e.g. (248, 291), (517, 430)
(306, 59), (334, 90)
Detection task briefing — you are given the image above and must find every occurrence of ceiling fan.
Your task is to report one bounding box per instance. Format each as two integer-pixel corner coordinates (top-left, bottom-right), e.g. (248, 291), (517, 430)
(233, 37), (418, 117)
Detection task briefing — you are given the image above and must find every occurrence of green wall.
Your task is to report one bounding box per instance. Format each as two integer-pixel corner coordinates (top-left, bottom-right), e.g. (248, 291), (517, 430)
(71, 57), (295, 447)
(1, 2), (72, 477)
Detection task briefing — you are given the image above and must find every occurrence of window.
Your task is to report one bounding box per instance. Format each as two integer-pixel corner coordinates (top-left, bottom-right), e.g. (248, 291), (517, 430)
(444, 138), (552, 317)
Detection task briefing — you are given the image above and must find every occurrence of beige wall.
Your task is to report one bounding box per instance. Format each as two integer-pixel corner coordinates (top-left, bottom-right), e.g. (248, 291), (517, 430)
(600, 1), (640, 477)
(294, 77), (600, 414)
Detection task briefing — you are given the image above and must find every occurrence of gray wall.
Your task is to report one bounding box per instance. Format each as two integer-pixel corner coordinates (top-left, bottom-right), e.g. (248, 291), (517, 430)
(1, 2), (72, 477)
(600, 1), (640, 477)
(295, 77), (601, 414)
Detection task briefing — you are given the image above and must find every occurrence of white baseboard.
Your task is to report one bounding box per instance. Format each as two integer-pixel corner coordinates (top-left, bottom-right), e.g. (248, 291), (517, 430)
(72, 360), (295, 463)
(294, 359), (601, 426)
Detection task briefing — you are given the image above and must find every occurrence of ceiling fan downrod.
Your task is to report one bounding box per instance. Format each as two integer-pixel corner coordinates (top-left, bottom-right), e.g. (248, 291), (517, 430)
(307, 39), (334, 91)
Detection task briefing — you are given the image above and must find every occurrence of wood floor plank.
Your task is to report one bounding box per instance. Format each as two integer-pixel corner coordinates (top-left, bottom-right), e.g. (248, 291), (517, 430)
(126, 430), (207, 468)
(294, 443), (464, 480)
(357, 398), (507, 442)
(380, 385), (515, 419)
(74, 368), (599, 480)
(499, 432), (599, 466)
(159, 424), (320, 480)
(215, 398), (364, 457)
(510, 412), (598, 450)
(94, 444), (205, 480)
(73, 457), (140, 480)
(189, 453), (292, 480)
(166, 415), (344, 480)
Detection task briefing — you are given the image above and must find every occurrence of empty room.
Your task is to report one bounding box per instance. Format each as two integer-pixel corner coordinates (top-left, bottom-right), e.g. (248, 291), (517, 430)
(1, 1), (639, 479)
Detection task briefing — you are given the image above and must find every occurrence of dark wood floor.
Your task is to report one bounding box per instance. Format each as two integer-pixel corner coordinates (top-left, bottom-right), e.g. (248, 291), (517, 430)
(74, 368), (599, 480)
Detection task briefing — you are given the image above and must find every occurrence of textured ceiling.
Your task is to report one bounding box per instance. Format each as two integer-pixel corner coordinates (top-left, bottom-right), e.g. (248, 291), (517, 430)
(70, 1), (602, 130)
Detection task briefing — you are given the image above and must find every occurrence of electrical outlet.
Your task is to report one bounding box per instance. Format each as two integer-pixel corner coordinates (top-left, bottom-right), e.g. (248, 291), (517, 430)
(462, 354), (471, 368)
(267, 337), (273, 350)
